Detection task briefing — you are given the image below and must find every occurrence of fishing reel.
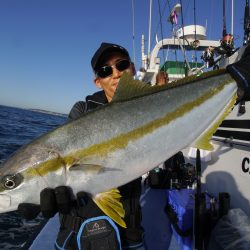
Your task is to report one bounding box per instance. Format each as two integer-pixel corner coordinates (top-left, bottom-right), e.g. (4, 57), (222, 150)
(214, 34), (235, 57)
(221, 34), (234, 52)
(147, 152), (196, 190)
(169, 162), (196, 189)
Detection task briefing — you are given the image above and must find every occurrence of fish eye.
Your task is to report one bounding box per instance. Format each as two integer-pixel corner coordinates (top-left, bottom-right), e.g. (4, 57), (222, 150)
(5, 178), (15, 189)
(1, 174), (23, 190)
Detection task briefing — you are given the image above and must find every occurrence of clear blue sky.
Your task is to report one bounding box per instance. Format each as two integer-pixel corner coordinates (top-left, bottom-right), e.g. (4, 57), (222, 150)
(0, 0), (246, 114)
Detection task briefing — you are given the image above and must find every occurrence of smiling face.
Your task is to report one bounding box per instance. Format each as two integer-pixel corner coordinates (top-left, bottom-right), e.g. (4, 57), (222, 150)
(94, 52), (135, 102)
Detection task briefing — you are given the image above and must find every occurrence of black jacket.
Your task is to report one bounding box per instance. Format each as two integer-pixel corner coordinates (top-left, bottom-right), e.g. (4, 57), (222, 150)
(66, 91), (143, 247)
(69, 91), (107, 118)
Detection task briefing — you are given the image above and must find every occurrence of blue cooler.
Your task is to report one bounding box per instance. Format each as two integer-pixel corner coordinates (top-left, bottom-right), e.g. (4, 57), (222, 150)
(166, 189), (195, 250)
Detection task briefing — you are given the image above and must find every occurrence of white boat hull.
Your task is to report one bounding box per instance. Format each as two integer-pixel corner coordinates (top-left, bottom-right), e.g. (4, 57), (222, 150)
(184, 101), (250, 216)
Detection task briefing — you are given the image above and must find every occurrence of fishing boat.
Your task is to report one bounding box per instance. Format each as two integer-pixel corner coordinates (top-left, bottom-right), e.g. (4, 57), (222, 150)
(140, 0), (250, 249)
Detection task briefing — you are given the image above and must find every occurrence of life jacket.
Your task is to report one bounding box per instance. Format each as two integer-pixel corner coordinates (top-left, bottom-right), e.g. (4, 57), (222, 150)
(55, 215), (122, 250)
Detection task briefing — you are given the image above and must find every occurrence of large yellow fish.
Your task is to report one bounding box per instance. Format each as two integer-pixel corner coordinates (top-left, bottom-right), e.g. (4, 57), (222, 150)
(0, 69), (237, 227)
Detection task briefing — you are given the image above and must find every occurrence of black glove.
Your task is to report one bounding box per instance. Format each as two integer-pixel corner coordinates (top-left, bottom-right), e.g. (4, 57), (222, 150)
(226, 45), (250, 102)
(18, 186), (74, 220)
(18, 186), (102, 220)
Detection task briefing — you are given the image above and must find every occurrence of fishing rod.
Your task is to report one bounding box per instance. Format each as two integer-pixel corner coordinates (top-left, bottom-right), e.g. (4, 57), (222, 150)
(191, 0), (234, 75)
(193, 0), (198, 67)
(194, 149), (208, 250)
(194, 5), (229, 248)
(223, 0), (227, 37)
(157, 0), (166, 71)
(239, 0), (250, 114)
(194, 3), (250, 249)
(243, 0), (250, 45)
(200, 0), (236, 71)
(219, 0), (235, 56)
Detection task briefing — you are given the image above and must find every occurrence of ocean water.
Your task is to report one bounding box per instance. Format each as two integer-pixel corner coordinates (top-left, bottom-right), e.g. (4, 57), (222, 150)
(0, 105), (67, 250)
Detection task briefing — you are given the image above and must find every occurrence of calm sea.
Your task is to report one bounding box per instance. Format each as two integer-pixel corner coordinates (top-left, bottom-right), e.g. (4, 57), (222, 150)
(0, 105), (67, 250)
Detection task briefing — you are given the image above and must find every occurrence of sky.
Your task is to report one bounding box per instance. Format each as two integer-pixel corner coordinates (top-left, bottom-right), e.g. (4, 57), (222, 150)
(0, 0), (247, 114)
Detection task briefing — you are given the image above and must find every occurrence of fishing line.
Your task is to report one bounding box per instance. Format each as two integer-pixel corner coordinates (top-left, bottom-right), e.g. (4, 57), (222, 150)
(150, 2), (169, 45)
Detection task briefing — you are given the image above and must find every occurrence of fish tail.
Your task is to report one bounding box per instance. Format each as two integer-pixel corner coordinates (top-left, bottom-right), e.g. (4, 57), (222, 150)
(93, 188), (126, 228)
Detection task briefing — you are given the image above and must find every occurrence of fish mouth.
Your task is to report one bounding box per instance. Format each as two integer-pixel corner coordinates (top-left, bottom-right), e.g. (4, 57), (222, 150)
(0, 194), (11, 211)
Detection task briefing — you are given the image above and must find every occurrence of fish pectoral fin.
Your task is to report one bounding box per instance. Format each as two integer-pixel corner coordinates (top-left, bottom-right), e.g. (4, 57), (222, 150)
(69, 163), (103, 173)
(69, 164), (120, 174)
(93, 189), (126, 228)
(193, 93), (237, 151)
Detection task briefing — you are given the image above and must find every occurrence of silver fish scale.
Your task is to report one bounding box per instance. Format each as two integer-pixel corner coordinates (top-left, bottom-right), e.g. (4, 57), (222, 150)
(0, 72), (237, 212)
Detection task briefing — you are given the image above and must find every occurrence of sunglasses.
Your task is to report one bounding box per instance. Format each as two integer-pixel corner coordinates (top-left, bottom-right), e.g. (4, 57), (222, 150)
(96, 59), (131, 78)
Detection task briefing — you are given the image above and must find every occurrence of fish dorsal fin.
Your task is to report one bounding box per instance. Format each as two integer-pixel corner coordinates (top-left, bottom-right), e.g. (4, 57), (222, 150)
(193, 93), (237, 151)
(93, 188), (126, 228)
(112, 73), (161, 103)
(112, 69), (227, 103)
